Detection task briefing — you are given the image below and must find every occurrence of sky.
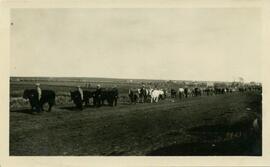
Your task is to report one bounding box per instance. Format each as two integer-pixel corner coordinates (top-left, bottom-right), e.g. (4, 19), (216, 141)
(10, 8), (262, 82)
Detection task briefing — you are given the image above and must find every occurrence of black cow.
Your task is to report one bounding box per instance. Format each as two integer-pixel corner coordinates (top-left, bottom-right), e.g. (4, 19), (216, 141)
(70, 90), (83, 110)
(23, 89), (55, 112)
(139, 88), (148, 103)
(184, 88), (189, 98)
(205, 87), (215, 96)
(109, 88), (119, 106)
(194, 87), (202, 96)
(83, 90), (95, 106)
(93, 88), (103, 107)
(128, 89), (139, 104)
(93, 88), (118, 107)
(204, 87), (210, 96)
(171, 89), (177, 98)
(70, 90), (95, 110)
(214, 87), (225, 94)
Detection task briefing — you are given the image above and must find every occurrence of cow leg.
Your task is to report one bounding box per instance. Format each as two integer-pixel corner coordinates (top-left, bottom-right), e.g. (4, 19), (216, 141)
(84, 99), (89, 106)
(114, 98), (117, 106)
(110, 98), (114, 106)
(80, 104), (83, 110)
(37, 100), (43, 112)
(48, 103), (52, 112)
(41, 103), (45, 112)
(30, 104), (35, 113)
(98, 99), (101, 107)
(78, 103), (83, 110)
(36, 102), (42, 113)
(96, 100), (99, 107)
(108, 99), (113, 106)
(95, 96), (100, 107)
(48, 105), (52, 112)
(95, 98), (100, 107)
(93, 98), (96, 107)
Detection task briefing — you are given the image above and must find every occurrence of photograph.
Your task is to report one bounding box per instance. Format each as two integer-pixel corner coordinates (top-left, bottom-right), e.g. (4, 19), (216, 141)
(9, 8), (262, 156)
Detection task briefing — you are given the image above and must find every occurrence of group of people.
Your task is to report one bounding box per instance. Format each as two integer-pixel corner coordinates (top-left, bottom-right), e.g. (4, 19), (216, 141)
(24, 82), (261, 113)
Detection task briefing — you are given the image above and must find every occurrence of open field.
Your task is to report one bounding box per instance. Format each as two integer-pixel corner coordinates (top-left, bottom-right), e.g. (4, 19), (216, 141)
(10, 81), (262, 156)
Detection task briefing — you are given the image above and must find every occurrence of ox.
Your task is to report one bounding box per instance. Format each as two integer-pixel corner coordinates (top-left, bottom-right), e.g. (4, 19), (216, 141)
(70, 90), (95, 110)
(138, 88), (148, 103)
(178, 88), (185, 99)
(128, 89), (139, 104)
(23, 89), (56, 112)
(150, 89), (164, 103)
(171, 89), (177, 98)
(93, 88), (118, 107)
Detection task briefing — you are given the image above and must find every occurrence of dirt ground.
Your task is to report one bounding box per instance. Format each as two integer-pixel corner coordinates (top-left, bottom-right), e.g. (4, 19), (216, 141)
(10, 92), (262, 156)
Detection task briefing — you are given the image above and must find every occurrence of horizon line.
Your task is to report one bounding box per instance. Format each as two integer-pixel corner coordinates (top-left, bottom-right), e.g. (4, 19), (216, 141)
(10, 75), (261, 84)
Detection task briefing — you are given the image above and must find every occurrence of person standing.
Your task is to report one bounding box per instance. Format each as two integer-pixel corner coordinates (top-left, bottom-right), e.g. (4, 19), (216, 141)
(77, 86), (84, 101)
(95, 84), (102, 107)
(36, 83), (42, 100)
(112, 85), (118, 106)
(35, 83), (42, 112)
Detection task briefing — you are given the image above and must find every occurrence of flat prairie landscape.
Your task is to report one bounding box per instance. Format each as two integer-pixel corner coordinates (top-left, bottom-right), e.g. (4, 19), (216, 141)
(8, 7), (263, 157)
(9, 79), (262, 156)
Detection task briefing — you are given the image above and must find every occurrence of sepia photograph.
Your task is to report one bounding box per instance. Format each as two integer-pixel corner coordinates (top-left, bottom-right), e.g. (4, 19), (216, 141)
(9, 8), (263, 157)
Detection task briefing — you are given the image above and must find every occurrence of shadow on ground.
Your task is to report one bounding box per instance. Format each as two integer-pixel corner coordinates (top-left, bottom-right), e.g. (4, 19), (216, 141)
(10, 108), (33, 115)
(146, 139), (261, 156)
(146, 122), (262, 156)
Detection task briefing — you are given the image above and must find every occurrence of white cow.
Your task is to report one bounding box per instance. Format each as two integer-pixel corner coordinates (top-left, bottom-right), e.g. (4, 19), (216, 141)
(150, 89), (164, 103)
(178, 88), (185, 98)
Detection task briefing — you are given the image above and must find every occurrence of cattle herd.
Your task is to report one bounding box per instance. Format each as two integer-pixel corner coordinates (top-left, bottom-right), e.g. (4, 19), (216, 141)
(129, 85), (262, 104)
(70, 88), (119, 110)
(22, 83), (262, 113)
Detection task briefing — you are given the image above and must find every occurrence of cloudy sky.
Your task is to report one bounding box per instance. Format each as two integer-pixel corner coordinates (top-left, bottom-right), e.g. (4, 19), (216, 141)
(10, 8), (261, 82)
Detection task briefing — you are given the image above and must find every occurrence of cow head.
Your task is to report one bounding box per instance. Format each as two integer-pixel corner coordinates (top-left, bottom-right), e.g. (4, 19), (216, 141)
(23, 90), (30, 99)
(70, 91), (76, 101)
(23, 89), (36, 100)
(70, 90), (82, 103)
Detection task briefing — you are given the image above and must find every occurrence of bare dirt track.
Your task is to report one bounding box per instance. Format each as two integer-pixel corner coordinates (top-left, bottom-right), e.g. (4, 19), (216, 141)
(10, 92), (262, 156)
